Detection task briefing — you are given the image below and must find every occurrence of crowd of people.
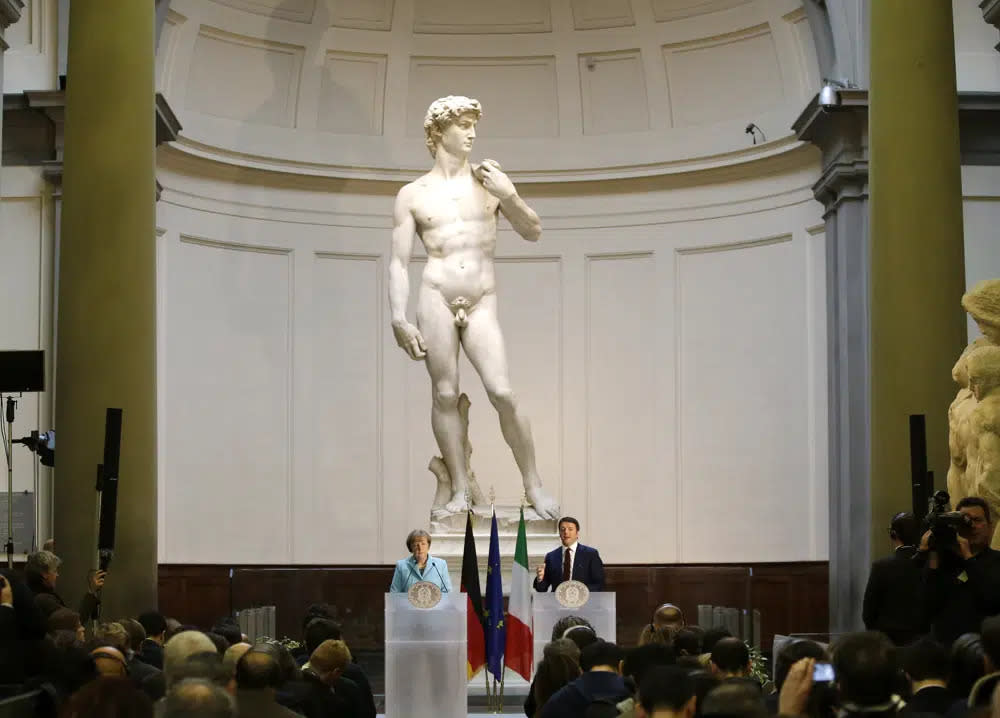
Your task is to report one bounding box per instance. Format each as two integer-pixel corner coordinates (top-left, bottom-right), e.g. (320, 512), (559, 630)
(4, 495), (1000, 717)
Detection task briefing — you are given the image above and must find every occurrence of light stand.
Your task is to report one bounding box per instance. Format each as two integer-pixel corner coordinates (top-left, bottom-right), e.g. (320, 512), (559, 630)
(4, 396), (15, 569)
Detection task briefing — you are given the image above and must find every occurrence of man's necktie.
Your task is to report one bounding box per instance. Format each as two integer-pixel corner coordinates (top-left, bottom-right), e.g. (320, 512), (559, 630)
(562, 547), (571, 582)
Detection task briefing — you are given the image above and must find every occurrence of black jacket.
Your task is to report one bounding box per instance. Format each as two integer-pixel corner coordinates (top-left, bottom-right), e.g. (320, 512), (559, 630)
(538, 671), (630, 718)
(923, 548), (1000, 645)
(902, 686), (953, 716)
(25, 574), (100, 622)
(135, 638), (164, 670)
(863, 546), (928, 644)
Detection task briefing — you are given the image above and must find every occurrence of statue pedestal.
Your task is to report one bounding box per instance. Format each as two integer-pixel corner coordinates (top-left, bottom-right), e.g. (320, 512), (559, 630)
(430, 505), (557, 596)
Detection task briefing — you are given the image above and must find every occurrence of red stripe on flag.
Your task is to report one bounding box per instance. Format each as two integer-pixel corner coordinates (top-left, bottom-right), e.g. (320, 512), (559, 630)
(504, 613), (533, 681)
(467, 594), (486, 677)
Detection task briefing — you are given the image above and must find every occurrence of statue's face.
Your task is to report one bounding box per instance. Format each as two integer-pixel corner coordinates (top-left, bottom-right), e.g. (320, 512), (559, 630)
(437, 112), (477, 158)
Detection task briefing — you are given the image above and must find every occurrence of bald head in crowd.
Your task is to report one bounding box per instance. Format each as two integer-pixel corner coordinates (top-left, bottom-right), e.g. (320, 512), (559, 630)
(165, 678), (234, 718)
(653, 604), (685, 633)
(91, 646), (128, 677)
(164, 631), (218, 688)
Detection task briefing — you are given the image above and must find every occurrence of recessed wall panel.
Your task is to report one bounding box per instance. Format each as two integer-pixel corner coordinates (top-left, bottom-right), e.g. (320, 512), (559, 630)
(318, 52), (386, 135)
(408, 56), (558, 138)
(209, 0), (315, 23)
(586, 253), (657, 560)
(414, 0), (551, 33)
(677, 237), (812, 562)
(663, 24), (784, 126)
(330, 0), (394, 30)
(651, 0), (750, 22)
(6, 0), (33, 49)
(572, 0), (634, 29)
(579, 50), (649, 135)
(165, 237), (291, 563)
(186, 26), (304, 127)
(784, 8), (821, 97)
(310, 254), (381, 561)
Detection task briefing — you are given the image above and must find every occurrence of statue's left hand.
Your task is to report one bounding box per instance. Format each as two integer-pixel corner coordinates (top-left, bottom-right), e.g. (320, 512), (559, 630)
(475, 159), (516, 201)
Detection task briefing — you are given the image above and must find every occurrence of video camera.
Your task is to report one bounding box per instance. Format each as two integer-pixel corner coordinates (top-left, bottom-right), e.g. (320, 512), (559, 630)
(923, 490), (973, 554)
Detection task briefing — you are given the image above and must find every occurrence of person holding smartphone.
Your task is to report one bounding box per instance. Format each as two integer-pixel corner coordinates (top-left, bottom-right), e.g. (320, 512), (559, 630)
(24, 549), (105, 621)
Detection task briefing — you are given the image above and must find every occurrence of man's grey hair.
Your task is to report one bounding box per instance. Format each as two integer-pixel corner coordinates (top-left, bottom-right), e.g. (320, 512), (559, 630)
(25, 550), (60, 578)
(164, 630), (218, 687)
(423, 95), (482, 157)
(164, 678), (235, 718)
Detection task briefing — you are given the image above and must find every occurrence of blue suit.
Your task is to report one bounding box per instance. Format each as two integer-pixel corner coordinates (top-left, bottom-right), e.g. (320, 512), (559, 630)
(533, 544), (605, 592)
(389, 555), (452, 594)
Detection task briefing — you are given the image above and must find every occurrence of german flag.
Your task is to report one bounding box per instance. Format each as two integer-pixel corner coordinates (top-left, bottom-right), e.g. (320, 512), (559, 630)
(462, 511), (486, 678)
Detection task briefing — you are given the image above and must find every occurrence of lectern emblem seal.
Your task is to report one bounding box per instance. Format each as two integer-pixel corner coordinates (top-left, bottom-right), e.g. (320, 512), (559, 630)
(408, 581), (442, 609)
(555, 580), (589, 608)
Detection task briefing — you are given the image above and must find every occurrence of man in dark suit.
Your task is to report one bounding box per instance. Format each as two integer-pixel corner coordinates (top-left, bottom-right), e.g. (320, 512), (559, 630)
(900, 639), (952, 716)
(862, 511), (927, 645)
(533, 516), (605, 592)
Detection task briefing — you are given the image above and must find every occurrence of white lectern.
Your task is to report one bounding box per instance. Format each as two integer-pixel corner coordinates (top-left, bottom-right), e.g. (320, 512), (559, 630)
(532, 592), (616, 675)
(384, 592), (467, 718)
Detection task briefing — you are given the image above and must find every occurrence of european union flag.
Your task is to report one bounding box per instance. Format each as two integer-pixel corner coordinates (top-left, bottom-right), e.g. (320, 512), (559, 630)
(484, 509), (505, 679)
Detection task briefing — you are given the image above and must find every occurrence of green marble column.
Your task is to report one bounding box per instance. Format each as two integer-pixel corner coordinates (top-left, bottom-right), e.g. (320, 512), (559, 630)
(54, 0), (156, 620)
(869, 1), (967, 553)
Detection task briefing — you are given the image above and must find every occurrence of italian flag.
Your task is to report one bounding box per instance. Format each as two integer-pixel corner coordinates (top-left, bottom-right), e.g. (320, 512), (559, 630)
(504, 506), (533, 680)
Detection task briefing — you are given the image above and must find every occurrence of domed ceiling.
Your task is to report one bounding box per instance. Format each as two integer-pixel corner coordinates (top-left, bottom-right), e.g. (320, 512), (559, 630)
(158, 0), (821, 180)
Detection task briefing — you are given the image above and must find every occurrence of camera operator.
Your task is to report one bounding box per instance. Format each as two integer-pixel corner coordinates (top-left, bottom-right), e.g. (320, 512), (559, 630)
(24, 549), (105, 622)
(918, 497), (1000, 645)
(863, 512), (928, 645)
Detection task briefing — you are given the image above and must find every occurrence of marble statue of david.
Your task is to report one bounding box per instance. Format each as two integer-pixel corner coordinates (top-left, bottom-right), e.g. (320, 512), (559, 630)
(388, 95), (560, 520)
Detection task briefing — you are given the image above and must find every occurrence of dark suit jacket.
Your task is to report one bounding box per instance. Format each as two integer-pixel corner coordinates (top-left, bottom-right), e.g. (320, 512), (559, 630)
(862, 546), (927, 644)
(903, 686), (953, 716)
(533, 544), (605, 592)
(135, 638), (165, 670)
(235, 689), (302, 718)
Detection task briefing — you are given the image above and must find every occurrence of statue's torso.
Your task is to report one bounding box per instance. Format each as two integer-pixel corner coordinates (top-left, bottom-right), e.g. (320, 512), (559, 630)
(408, 172), (500, 306)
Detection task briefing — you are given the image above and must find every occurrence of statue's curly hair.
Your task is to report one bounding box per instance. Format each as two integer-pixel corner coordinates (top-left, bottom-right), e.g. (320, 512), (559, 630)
(423, 95), (482, 157)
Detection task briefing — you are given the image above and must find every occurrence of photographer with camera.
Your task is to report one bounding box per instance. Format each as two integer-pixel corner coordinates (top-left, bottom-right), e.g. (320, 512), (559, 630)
(918, 496), (1000, 645)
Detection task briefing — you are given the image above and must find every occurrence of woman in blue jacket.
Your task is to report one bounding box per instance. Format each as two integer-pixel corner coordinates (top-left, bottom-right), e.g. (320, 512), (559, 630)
(389, 529), (452, 593)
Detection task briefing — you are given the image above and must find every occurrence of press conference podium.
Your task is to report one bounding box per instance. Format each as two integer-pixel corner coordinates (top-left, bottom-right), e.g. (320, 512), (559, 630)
(384, 592), (467, 718)
(532, 591), (616, 676)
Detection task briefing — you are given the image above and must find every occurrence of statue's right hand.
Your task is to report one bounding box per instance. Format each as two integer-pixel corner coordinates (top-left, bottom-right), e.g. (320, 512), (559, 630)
(392, 320), (427, 360)
(536, 564), (545, 581)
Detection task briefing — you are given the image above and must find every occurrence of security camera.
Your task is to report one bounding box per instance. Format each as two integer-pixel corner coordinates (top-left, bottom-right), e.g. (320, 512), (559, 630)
(818, 79), (850, 110)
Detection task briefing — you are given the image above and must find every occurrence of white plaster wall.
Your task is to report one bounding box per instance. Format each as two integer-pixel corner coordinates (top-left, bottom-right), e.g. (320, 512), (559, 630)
(154, 144), (831, 565)
(962, 166), (1000, 341)
(953, 0), (1000, 92)
(0, 166), (58, 549)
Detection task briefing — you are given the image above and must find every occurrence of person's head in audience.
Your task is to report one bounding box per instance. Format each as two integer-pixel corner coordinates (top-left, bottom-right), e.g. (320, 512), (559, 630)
(624, 643), (677, 687)
(164, 678), (235, 718)
(702, 628), (733, 656)
(689, 670), (722, 718)
(301, 602), (336, 636)
(211, 617), (242, 648)
(888, 512), (920, 550)
(638, 665), (697, 718)
(258, 640), (302, 684)
(222, 642), (253, 677)
(95, 621), (131, 654)
(832, 631), (899, 709)
(24, 549), (61, 590)
(711, 637), (751, 678)
(901, 639), (950, 692)
(119, 617), (146, 655)
(534, 649), (582, 715)
(675, 628), (703, 657)
(137, 611), (168, 645)
(981, 615), (1000, 673)
(656, 604), (685, 631)
(204, 631), (229, 655)
(701, 680), (767, 718)
(774, 639), (828, 693)
(641, 625), (679, 646)
(60, 677), (153, 718)
(163, 631), (218, 688)
(91, 646), (130, 678)
(305, 617), (344, 654)
(165, 617), (182, 639)
(543, 637), (582, 664)
(581, 640), (623, 673)
(48, 607), (84, 640)
(551, 614), (595, 642)
(308, 639), (351, 686)
(235, 648), (284, 696)
(951, 633), (986, 700)
(563, 624), (599, 652)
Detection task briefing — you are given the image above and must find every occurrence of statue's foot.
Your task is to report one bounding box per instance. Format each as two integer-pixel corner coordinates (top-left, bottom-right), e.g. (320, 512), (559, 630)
(526, 486), (560, 519)
(445, 492), (469, 514)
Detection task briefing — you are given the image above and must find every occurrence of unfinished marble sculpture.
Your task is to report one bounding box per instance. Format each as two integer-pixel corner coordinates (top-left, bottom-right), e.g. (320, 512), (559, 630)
(962, 279), (1000, 344)
(428, 393), (487, 514)
(965, 346), (1000, 548)
(949, 338), (990, 501)
(388, 95), (559, 519)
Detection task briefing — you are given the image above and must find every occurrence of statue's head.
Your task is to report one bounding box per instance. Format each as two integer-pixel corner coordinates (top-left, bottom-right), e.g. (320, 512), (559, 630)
(966, 345), (1000, 400)
(423, 95), (483, 158)
(962, 279), (1000, 344)
(953, 337), (991, 388)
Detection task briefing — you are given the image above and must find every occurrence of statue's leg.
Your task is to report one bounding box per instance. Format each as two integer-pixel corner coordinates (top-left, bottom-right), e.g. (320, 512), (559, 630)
(462, 295), (560, 519)
(417, 288), (469, 513)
